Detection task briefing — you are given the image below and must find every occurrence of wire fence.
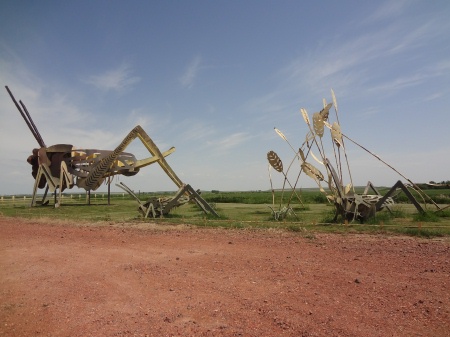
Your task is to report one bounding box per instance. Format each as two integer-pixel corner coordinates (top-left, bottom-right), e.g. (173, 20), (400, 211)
(0, 193), (128, 206)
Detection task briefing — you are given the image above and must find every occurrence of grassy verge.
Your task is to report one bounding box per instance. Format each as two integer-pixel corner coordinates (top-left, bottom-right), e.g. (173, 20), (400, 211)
(1, 194), (449, 238)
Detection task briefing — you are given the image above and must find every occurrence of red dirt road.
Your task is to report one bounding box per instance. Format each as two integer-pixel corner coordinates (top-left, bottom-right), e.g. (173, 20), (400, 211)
(1, 217), (449, 336)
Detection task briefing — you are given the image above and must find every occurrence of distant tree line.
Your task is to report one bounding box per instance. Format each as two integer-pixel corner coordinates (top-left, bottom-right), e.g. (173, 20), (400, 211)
(422, 181), (450, 189)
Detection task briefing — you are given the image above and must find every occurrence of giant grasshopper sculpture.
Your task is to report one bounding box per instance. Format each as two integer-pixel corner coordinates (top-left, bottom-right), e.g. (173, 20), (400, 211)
(6, 86), (217, 217)
(268, 89), (442, 222)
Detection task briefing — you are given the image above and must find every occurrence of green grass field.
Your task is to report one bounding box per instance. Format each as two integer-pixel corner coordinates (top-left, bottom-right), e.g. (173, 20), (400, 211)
(1, 189), (449, 238)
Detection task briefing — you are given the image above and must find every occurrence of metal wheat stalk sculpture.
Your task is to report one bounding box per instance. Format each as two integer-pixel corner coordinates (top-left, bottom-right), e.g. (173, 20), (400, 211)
(267, 89), (442, 222)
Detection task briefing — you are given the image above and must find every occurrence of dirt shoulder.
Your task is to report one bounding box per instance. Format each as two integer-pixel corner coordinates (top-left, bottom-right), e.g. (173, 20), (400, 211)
(1, 217), (449, 336)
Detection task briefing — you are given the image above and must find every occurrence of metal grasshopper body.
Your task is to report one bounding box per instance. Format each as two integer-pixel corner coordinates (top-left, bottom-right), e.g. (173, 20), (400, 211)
(267, 90), (441, 222)
(6, 86), (217, 216)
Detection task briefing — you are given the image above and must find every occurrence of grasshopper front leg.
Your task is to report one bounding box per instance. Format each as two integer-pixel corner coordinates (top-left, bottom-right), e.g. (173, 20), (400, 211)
(78, 125), (183, 191)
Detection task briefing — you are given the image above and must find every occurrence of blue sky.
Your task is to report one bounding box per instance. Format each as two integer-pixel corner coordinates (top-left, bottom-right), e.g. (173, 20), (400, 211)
(1, 0), (449, 195)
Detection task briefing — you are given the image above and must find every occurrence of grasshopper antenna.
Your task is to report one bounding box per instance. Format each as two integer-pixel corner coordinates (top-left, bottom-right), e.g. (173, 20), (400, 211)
(19, 99), (46, 147)
(5, 86), (46, 147)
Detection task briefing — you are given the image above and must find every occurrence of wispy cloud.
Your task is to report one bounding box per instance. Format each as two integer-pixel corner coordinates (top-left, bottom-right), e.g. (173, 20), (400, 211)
(179, 122), (216, 141)
(281, 26), (405, 88)
(423, 92), (442, 102)
(85, 63), (140, 92)
(247, 5), (450, 117)
(432, 60), (450, 74)
(179, 56), (202, 88)
(368, 73), (428, 93)
(214, 132), (251, 152)
(368, 0), (411, 22)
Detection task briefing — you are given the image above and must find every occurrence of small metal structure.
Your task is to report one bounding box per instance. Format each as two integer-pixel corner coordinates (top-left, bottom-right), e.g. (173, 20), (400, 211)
(116, 182), (215, 218)
(268, 89), (442, 222)
(6, 86), (218, 217)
